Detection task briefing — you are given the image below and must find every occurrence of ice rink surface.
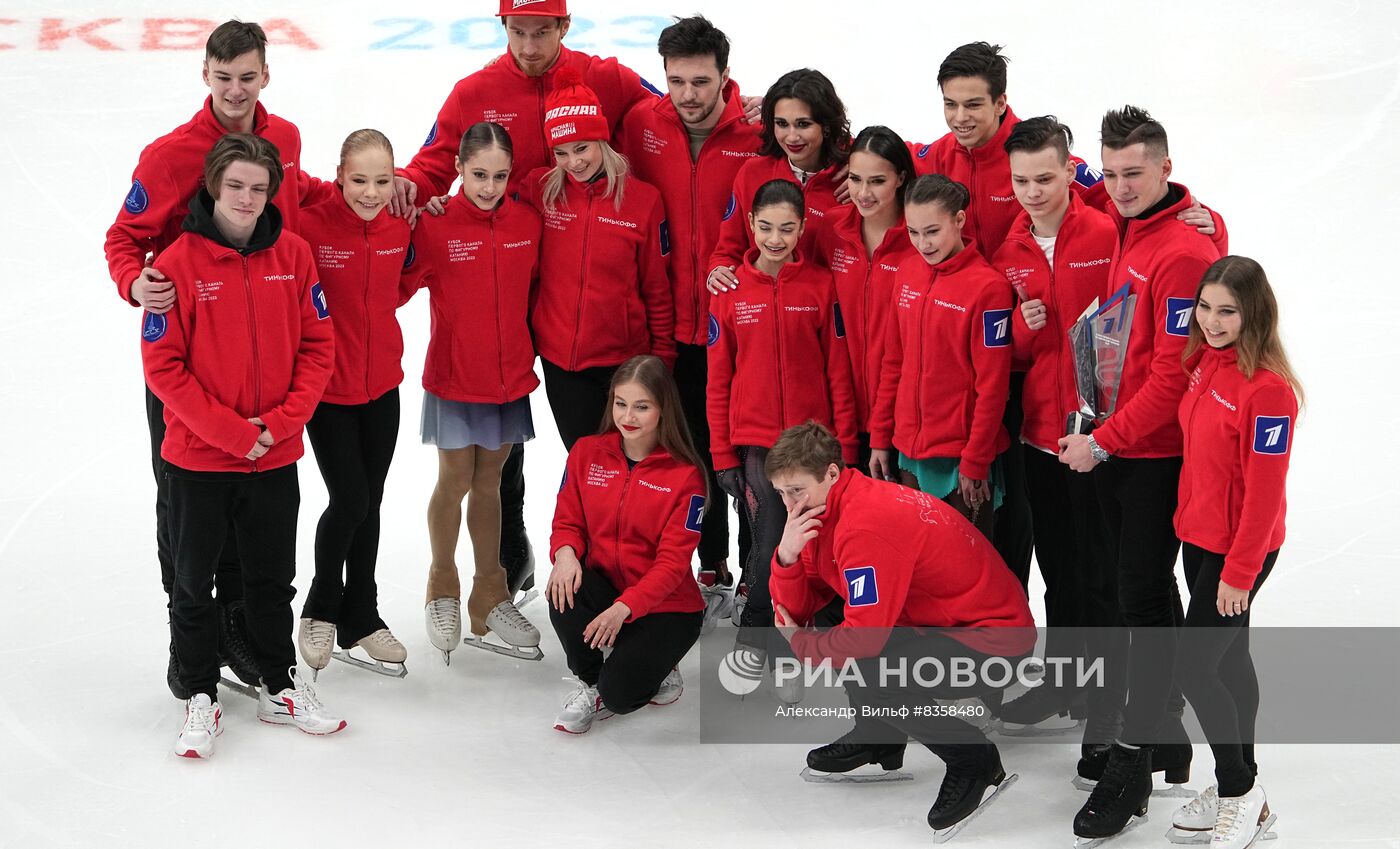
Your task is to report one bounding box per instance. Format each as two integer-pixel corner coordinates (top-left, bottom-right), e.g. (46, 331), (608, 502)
(2, 1), (1398, 846)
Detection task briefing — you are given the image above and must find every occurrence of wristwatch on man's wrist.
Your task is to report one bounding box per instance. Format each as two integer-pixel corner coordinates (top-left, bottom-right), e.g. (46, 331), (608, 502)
(1086, 435), (1110, 463)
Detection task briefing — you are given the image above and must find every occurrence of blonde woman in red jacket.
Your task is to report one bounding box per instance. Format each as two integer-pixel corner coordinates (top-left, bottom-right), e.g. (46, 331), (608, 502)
(547, 356), (708, 733)
(522, 69), (675, 451)
(142, 134), (343, 757)
(404, 122), (545, 665)
(869, 175), (1014, 540)
(1167, 257), (1298, 848)
(293, 130), (412, 680)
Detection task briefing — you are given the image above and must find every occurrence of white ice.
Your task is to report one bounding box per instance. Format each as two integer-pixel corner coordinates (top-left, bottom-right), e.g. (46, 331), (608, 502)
(1, 1), (1398, 847)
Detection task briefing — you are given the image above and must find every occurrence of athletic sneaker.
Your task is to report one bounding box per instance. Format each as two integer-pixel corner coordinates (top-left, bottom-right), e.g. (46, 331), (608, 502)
(650, 668), (683, 706)
(174, 693), (221, 759)
(554, 682), (613, 734)
(257, 669), (347, 735)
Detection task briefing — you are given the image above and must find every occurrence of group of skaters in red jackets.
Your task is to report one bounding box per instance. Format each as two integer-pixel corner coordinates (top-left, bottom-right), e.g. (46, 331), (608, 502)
(105, 5), (1301, 847)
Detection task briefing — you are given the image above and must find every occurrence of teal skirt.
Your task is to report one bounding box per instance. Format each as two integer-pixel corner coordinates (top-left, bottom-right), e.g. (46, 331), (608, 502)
(896, 452), (1006, 510)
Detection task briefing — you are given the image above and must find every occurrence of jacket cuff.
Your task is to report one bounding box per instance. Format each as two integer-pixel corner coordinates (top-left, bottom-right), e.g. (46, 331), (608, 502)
(959, 456), (990, 480)
(260, 409), (294, 445)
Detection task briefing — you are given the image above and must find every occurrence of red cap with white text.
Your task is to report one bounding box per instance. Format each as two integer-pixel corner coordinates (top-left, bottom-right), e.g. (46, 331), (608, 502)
(497, 0), (568, 16)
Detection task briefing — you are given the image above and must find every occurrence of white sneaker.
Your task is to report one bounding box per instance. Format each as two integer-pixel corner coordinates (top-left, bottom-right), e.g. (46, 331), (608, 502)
(174, 693), (222, 759)
(554, 682), (613, 734)
(1212, 784), (1275, 848)
(1172, 784), (1219, 834)
(258, 669), (347, 736)
(298, 618), (336, 672)
(650, 668), (683, 706)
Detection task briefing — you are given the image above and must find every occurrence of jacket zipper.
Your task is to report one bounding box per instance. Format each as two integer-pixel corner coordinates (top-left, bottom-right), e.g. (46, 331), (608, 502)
(242, 255), (262, 472)
(616, 454), (646, 567)
(490, 216), (507, 400)
(773, 277), (788, 428)
(569, 187), (596, 369)
(363, 221), (372, 401)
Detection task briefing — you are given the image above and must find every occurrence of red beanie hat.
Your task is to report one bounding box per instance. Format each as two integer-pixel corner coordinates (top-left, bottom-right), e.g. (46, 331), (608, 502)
(543, 67), (609, 146)
(497, 0), (568, 16)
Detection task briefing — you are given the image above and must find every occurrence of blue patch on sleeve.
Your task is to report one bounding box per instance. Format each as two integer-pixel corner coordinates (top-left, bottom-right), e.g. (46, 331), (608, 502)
(124, 179), (149, 215)
(721, 193), (737, 221)
(833, 302), (846, 339)
(659, 220), (671, 257)
(311, 282), (330, 320)
(1253, 415), (1291, 455)
(684, 494), (705, 533)
(843, 566), (879, 607)
(916, 144), (931, 159)
(1074, 162), (1103, 187)
(1165, 297), (1193, 337)
(422, 122), (438, 147)
(640, 77), (663, 98)
(403, 242), (416, 270)
(706, 314), (721, 348)
(982, 308), (1012, 347)
(141, 311), (167, 343)
(559, 468), (568, 491)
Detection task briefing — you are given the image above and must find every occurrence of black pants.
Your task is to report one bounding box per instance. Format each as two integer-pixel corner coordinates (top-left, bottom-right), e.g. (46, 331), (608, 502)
(1024, 446), (1095, 664)
(147, 385), (242, 603)
(843, 629), (1028, 768)
(1093, 456), (1185, 743)
(301, 390), (399, 646)
(735, 446), (786, 651)
(541, 359), (617, 452)
(1175, 543), (1276, 795)
(674, 342), (731, 566)
(167, 466), (300, 699)
(499, 442), (527, 565)
(549, 566), (702, 714)
(993, 373), (1034, 587)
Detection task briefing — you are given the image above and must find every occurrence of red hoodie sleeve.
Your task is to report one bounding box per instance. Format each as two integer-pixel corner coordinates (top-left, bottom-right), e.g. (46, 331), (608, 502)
(706, 297), (740, 470)
(549, 445), (589, 563)
(590, 54), (660, 138)
(769, 547), (837, 627)
(707, 164), (755, 275)
(259, 251), (336, 443)
(397, 228), (433, 307)
(638, 190), (676, 366)
(616, 470), (706, 620)
(962, 277), (1013, 479)
(823, 286), (860, 464)
(105, 149), (182, 304)
(399, 83), (468, 203)
(1093, 253), (1212, 455)
(868, 283), (906, 451)
(297, 171), (340, 209)
(1222, 381), (1297, 591)
(141, 297), (261, 459)
(789, 530), (911, 666)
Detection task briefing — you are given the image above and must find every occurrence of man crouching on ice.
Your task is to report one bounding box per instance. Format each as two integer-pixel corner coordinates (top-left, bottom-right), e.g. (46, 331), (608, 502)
(766, 421), (1035, 841)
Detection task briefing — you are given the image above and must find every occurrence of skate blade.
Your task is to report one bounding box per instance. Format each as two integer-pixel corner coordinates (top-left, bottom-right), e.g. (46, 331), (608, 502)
(800, 766), (912, 784)
(218, 676), (258, 700)
(513, 587), (540, 608)
(1073, 812), (1146, 848)
(462, 634), (543, 662)
(999, 717), (1085, 737)
(1163, 825), (1277, 847)
(331, 647), (408, 679)
(931, 773), (1019, 844)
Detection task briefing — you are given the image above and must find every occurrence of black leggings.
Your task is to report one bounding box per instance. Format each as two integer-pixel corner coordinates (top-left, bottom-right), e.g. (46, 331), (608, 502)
(167, 466), (300, 698)
(674, 342), (731, 566)
(1175, 543), (1277, 796)
(301, 389), (399, 646)
(541, 359), (618, 452)
(549, 566), (702, 714)
(735, 446), (785, 651)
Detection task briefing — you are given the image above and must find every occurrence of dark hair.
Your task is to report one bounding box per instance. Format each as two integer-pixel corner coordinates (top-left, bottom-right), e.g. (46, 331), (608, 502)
(599, 355), (711, 503)
(765, 421), (844, 479)
(937, 42), (1008, 100)
(759, 69), (851, 169)
(458, 121), (514, 163)
(1004, 115), (1073, 163)
(205, 20), (267, 65)
(751, 179), (805, 218)
(1100, 105), (1169, 158)
(657, 15), (729, 73)
(904, 174), (969, 215)
(1184, 256), (1304, 406)
(204, 133), (283, 200)
(850, 125), (917, 210)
